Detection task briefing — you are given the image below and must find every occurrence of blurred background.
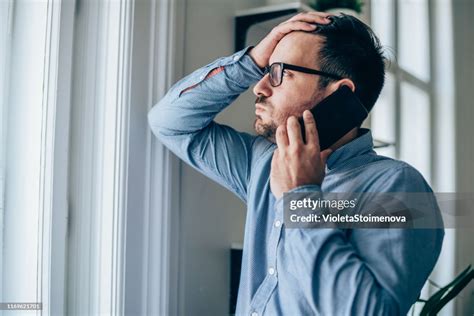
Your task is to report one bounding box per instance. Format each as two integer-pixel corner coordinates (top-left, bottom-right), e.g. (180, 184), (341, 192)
(0, 0), (472, 315)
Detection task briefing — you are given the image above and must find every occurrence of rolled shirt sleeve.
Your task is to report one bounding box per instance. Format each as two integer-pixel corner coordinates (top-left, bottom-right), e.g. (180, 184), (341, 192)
(148, 47), (266, 202)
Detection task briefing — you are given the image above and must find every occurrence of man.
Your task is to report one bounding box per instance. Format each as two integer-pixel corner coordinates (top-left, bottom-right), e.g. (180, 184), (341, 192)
(148, 12), (444, 315)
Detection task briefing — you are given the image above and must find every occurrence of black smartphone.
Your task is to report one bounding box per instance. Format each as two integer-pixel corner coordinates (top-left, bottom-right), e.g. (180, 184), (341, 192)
(298, 86), (368, 150)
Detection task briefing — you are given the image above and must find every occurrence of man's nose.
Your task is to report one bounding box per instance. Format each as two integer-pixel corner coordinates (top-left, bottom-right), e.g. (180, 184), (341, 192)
(253, 74), (272, 98)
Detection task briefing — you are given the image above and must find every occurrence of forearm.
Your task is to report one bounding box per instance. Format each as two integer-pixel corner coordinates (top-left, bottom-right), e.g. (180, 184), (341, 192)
(146, 47), (266, 201)
(148, 46), (264, 137)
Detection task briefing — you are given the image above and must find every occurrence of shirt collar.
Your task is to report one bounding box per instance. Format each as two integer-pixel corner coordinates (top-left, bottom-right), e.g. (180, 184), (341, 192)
(325, 128), (375, 171)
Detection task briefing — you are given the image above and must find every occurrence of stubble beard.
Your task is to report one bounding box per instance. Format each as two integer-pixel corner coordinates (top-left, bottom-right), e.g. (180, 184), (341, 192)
(253, 90), (325, 143)
(254, 95), (279, 143)
(254, 116), (278, 143)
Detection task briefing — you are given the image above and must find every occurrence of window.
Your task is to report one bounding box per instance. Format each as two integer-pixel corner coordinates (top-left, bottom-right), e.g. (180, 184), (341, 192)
(1, 0), (181, 313)
(370, 0), (434, 184)
(0, 0), (69, 313)
(0, 0), (11, 307)
(370, 1), (458, 314)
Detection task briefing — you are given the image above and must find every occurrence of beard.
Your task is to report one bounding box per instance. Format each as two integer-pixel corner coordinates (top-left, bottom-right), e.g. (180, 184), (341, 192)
(254, 115), (278, 143)
(254, 94), (279, 142)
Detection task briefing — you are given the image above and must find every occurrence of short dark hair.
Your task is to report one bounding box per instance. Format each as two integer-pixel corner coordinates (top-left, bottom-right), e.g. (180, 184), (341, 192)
(313, 14), (386, 113)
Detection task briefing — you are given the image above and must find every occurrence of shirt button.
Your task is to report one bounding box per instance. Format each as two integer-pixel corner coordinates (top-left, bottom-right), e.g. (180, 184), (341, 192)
(268, 267), (275, 275)
(274, 220), (281, 228)
(251, 312), (258, 316)
(199, 75), (205, 80)
(233, 55), (239, 61)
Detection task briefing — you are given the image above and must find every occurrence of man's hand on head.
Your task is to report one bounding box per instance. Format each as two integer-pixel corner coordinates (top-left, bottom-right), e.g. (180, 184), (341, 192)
(270, 110), (333, 200)
(247, 12), (332, 69)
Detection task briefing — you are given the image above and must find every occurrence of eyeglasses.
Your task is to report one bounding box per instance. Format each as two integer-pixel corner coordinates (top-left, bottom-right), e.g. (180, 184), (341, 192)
(264, 62), (343, 87)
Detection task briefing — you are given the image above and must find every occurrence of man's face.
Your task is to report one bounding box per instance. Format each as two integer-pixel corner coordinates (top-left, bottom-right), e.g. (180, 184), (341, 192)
(253, 32), (328, 143)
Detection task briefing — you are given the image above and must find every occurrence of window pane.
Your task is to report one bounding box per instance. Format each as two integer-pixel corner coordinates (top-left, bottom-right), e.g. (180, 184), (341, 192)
(371, 0), (395, 59)
(0, 2), (9, 300)
(398, 0), (430, 81)
(2, 0), (49, 302)
(371, 74), (396, 157)
(0, 1), (9, 217)
(400, 82), (431, 183)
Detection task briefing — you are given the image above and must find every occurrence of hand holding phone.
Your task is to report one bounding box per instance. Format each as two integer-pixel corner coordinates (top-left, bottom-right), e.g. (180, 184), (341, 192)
(298, 86), (368, 150)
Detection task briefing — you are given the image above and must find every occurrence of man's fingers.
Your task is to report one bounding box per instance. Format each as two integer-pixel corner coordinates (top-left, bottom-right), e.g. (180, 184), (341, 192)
(286, 12), (333, 24)
(275, 124), (289, 150)
(250, 11), (332, 69)
(273, 21), (317, 40)
(303, 110), (318, 147)
(286, 116), (303, 146)
(273, 12), (333, 41)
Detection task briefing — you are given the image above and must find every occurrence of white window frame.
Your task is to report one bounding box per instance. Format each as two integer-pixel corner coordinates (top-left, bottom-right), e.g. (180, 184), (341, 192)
(369, 1), (457, 315)
(1, 0), (184, 314)
(0, 0), (75, 314)
(369, 0), (455, 191)
(41, 0), (76, 314)
(0, 0), (12, 309)
(66, 0), (135, 314)
(66, 0), (183, 315)
(139, 0), (184, 314)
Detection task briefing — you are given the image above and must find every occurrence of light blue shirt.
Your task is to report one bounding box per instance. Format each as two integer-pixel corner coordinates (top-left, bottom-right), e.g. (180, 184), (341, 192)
(148, 47), (444, 315)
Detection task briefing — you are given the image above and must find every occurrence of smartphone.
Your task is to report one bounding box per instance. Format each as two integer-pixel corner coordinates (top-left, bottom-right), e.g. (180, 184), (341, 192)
(298, 86), (368, 150)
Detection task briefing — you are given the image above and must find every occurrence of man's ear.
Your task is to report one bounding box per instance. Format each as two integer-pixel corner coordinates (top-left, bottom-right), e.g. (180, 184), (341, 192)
(324, 78), (356, 96)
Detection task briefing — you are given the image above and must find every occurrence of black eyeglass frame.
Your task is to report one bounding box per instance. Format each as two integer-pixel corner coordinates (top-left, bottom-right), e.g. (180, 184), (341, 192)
(264, 62), (343, 87)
